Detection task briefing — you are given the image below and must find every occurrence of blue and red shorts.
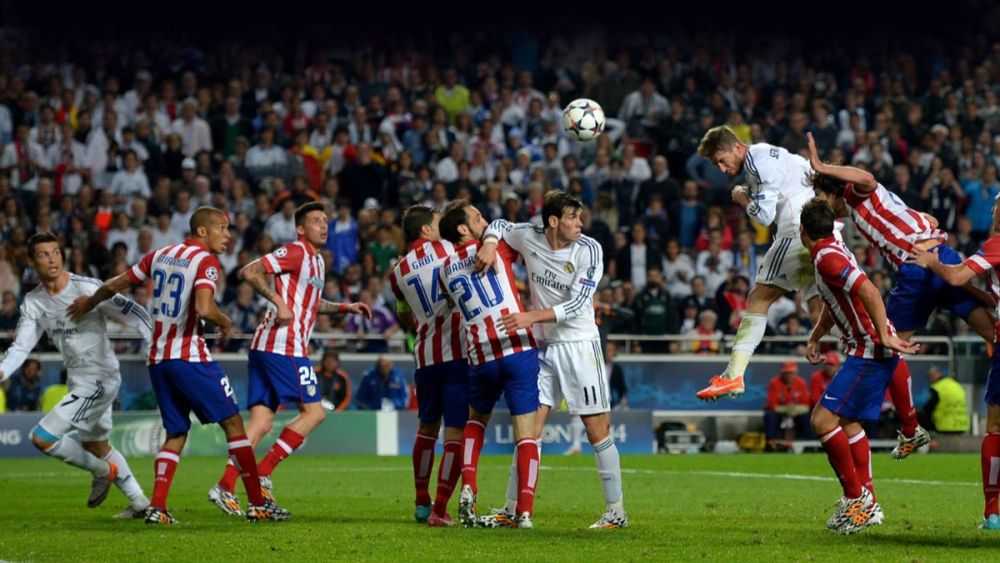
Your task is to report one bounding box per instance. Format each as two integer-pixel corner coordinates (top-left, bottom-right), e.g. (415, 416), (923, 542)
(247, 350), (321, 411)
(149, 360), (240, 435)
(889, 244), (979, 331)
(819, 355), (899, 421)
(414, 359), (469, 428)
(468, 350), (539, 416)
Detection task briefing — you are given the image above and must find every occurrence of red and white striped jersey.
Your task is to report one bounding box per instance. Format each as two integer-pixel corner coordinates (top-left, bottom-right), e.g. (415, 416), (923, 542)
(250, 239), (325, 357)
(439, 240), (535, 366)
(389, 238), (464, 369)
(844, 182), (948, 268)
(812, 235), (897, 359)
(962, 234), (1000, 343)
(127, 239), (222, 364)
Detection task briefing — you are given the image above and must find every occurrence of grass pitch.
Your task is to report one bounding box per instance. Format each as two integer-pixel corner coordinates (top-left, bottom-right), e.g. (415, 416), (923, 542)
(0, 453), (997, 562)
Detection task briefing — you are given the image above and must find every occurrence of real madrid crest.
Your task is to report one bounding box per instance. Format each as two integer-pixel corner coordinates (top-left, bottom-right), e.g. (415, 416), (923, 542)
(563, 262), (575, 274)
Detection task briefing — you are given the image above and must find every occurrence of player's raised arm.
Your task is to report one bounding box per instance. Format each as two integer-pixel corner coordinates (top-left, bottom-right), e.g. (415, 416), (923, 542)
(317, 299), (371, 318)
(806, 132), (877, 193)
(0, 305), (43, 382)
(239, 258), (294, 326)
(909, 246), (981, 286)
(97, 293), (154, 344)
(67, 271), (137, 322)
(476, 218), (531, 273)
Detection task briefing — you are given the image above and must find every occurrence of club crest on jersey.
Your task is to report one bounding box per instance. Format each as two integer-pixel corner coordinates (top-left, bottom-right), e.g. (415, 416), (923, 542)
(563, 262), (575, 274)
(274, 247), (288, 258)
(205, 266), (219, 281)
(112, 295), (126, 307)
(307, 385), (316, 397)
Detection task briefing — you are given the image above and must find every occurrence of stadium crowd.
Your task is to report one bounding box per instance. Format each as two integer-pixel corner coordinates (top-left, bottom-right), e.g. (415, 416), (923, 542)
(1, 25), (999, 369)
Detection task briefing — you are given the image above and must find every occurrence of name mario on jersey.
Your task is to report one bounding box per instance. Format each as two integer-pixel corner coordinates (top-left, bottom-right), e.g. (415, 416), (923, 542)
(531, 269), (571, 292)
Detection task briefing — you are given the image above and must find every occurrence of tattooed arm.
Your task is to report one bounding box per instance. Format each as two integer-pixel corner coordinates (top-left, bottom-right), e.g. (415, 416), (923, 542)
(239, 259), (294, 326)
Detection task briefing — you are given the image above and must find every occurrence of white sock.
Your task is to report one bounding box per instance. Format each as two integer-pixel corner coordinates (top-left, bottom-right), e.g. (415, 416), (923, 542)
(103, 448), (148, 504)
(45, 437), (109, 476)
(725, 313), (767, 378)
(593, 437), (624, 512)
(505, 440), (541, 513)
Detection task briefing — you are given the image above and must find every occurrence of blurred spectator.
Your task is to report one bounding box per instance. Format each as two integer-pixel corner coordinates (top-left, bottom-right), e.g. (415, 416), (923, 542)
(686, 309), (721, 354)
(635, 267), (679, 353)
(6, 359), (42, 411)
(662, 238), (695, 300)
(809, 352), (840, 408)
(316, 349), (352, 412)
(918, 365), (970, 434)
(606, 341), (628, 409)
(763, 361), (811, 448)
(171, 98), (212, 157)
(346, 289), (399, 353)
(670, 180), (706, 248)
(716, 274), (750, 335)
(0, 291), (21, 331)
(355, 355), (408, 411)
(614, 222), (660, 291)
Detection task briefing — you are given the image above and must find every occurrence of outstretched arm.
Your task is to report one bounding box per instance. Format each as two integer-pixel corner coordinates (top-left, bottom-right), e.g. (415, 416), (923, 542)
(910, 246), (979, 286)
(67, 272), (136, 322)
(807, 132), (877, 193)
(0, 307), (43, 381)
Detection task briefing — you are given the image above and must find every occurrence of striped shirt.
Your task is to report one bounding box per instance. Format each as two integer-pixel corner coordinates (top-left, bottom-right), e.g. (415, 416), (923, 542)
(844, 182), (948, 269)
(439, 240), (535, 366)
(389, 238), (464, 369)
(812, 235), (897, 359)
(127, 239), (222, 364)
(484, 220), (602, 343)
(250, 239), (326, 357)
(962, 234), (1000, 343)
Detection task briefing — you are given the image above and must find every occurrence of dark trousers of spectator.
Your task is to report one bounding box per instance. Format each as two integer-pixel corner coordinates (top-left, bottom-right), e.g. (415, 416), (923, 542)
(763, 410), (811, 442)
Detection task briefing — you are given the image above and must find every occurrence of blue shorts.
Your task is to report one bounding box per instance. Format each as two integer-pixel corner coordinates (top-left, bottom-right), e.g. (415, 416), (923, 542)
(247, 350), (320, 411)
(987, 351), (1000, 406)
(415, 360), (469, 428)
(819, 355), (899, 421)
(889, 244), (979, 331)
(149, 360), (240, 435)
(468, 350), (540, 416)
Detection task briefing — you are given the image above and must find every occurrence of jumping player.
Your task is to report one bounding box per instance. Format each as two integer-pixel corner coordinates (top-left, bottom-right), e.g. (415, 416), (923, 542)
(911, 195), (1000, 531)
(438, 200), (540, 529)
(68, 207), (287, 524)
(208, 202), (369, 516)
(0, 232), (151, 519)
(800, 198), (919, 534)
(694, 126), (820, 401)
(805, 131), (994, 459)
(476, 190), (628, 529)
(388, 205), (468, 527)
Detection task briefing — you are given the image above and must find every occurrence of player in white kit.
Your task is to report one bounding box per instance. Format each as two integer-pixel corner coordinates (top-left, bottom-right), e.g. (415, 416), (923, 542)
(0, 232), (152, 519)
(694, 126), (820, 400)
(476, 190), (628, 529)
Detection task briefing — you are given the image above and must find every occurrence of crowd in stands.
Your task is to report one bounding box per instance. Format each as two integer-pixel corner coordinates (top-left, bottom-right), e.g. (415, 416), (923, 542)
(1, 23), (1000, 373)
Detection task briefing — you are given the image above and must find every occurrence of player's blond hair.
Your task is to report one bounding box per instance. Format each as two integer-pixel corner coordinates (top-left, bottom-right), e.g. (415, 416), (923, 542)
(697, 125), (741, 158)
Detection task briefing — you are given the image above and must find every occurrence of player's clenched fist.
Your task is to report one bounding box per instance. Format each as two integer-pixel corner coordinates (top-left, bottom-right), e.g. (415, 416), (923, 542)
(731, 185), (751, 207)
(475, 237), (499, 273)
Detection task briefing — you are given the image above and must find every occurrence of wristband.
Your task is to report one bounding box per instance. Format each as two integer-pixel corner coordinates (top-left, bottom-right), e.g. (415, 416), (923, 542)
(339, 303), (348, 314)
(482, 235), (499, 245)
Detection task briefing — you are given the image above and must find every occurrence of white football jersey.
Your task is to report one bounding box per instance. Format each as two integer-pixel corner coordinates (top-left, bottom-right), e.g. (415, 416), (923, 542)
(484, 220), (602, 343)
(742, 143), (815, 237)
(0, 274), (153, 385)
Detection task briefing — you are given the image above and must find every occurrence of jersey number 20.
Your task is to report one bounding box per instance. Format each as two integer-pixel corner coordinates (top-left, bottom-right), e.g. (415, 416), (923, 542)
(449, 269), (504, 322)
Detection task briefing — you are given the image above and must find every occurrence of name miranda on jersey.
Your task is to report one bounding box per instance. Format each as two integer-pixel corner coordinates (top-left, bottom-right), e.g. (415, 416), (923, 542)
(156, 255), (192, 268)
(530, 272), (570, 292)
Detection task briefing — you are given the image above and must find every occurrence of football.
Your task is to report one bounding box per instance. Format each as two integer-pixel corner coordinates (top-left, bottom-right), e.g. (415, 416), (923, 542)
(561, 98), (605, 141)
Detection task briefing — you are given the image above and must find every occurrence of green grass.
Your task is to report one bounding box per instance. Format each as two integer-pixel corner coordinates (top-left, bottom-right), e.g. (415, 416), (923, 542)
(0, 453), (997, 561)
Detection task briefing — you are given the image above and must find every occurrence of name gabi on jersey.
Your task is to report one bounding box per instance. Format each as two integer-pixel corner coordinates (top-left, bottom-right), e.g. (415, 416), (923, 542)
(410, 253), (436, 271)
(531, 269), (571, 292)
(155, 254), (192, 268)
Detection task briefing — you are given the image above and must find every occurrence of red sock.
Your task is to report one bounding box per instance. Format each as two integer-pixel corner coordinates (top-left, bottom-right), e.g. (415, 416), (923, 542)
(847, 429), (874, 500)
(258, 428), (305, 478)
(461, 420), (485, 494)
(151, 448), (180, 510)
(515, 438), (539, 516)
(218, 461), (240, 493)
(983, 432), (1000, 518)
(412, 433), (436, 506)
(432, 440), (462, 516)
(819, 427), (862, 498)
(889, 358), (918, 437)
(228, 434), (265, 506)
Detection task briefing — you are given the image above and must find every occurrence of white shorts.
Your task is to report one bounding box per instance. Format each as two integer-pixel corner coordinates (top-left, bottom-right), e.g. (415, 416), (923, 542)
(538, 340), (610, 416)
(36, 377), (118, 443)
(755, 235), (815, 293)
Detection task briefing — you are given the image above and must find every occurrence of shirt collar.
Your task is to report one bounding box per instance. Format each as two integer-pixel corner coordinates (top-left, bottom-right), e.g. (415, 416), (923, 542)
(184, 237), (209, 251)
(408, 238), (430, 252)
